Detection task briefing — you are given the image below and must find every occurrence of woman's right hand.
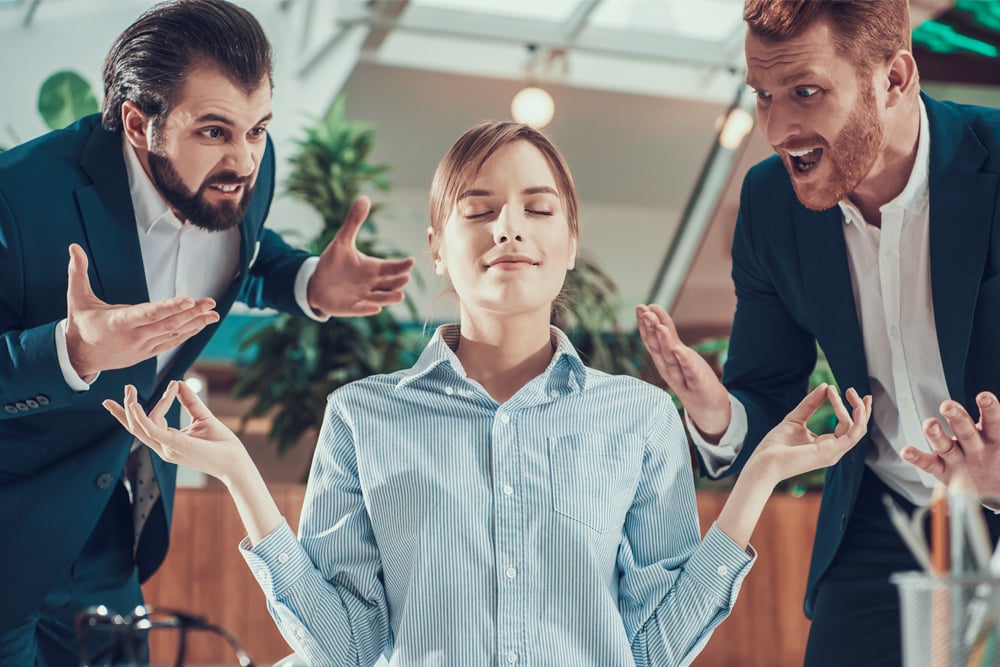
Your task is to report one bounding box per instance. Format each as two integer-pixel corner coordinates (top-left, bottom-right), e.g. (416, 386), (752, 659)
(103, 380), (250, 486)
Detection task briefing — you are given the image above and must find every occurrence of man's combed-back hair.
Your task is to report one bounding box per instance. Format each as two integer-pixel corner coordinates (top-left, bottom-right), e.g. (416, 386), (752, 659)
(101, 0), (273, 131)
(743, 0), (910, 74)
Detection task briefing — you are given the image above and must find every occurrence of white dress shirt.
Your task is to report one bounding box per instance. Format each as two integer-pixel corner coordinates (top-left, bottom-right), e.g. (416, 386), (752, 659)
(694, 99), (948, 506)
(55, 137), (318, 389)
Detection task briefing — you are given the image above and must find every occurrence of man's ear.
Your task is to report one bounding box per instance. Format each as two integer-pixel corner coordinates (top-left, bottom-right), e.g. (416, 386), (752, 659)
(121, 100), (151, 150)
(884, 50), (918, 108)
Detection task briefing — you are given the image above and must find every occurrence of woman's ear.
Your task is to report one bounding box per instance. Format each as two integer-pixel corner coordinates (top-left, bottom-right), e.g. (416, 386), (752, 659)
(428, 226), (447, 275)
(567, 237), (578, 271)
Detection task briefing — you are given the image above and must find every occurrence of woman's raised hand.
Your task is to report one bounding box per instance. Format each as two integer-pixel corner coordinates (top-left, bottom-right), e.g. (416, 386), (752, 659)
(103, 380), (250, 486)
(748, 384), (872, 488)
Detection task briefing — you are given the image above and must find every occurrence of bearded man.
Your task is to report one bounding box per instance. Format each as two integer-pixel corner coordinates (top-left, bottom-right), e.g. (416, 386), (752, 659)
(637, 1), (1000, 664)
(0, 1), (413, 665)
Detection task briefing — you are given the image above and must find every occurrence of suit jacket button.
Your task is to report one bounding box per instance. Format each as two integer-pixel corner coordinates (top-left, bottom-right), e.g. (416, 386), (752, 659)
(35, 395), (50, 405)
(25, 399), (38, 409)
(15, 402), (29, 412)
(95, 473), (114, 490)
(3, 405), (17, 414)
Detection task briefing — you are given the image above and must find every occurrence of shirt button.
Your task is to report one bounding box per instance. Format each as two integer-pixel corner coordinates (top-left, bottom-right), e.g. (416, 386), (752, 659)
(444, 386), (454, 396)
(256, 568), (268, 580)
(499, 412), (510, 425)
(502, 484), (514, 496)
(278, 552), (289, 564)
(505, 567), (517, 579)
(296, 628), (306, 639)
(506, 652), (518, 664)
(717, 565), (729, 577)
(549, 390), (559, 398)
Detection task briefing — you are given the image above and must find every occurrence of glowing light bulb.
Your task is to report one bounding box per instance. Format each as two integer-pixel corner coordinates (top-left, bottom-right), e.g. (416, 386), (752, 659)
(511, 86), (555, 129)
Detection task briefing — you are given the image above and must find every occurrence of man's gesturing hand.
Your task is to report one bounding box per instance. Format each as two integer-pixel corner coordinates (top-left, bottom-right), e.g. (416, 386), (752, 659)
(636, 303), (732, 441)
(64, 243), (220, 382)
(307, 196), (415, 318)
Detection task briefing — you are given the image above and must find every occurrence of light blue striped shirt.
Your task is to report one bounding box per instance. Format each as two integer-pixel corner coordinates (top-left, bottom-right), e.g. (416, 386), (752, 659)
(242, 325), (754, 666)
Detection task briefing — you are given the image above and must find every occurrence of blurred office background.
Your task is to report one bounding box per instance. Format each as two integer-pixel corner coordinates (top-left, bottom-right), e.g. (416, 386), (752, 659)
(2, 0), (999, 665)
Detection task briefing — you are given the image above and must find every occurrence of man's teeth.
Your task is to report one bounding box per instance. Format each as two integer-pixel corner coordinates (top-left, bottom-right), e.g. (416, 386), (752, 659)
(788, 149), (816, 157)
(215, 184), (239, 192)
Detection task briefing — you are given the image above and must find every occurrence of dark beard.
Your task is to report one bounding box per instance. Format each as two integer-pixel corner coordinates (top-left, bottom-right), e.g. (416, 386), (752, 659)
(147, 152), (253, 232)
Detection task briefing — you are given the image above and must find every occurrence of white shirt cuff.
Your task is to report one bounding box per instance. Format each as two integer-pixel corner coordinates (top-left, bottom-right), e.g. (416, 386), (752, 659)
(294, 256), (329, 323)
(55, 319), (97, 391)
(687, 393), (747, 476)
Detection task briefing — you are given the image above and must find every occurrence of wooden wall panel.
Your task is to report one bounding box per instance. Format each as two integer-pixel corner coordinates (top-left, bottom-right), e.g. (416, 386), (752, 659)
(143, 486), (820, 666)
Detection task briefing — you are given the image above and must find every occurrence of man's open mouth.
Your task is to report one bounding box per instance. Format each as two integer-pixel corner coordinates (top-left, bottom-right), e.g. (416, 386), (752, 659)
(788, 148), (823, 173)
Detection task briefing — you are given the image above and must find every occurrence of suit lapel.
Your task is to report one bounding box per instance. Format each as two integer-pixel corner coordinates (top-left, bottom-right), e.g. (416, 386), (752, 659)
(925, 95), (999, 405)
(74, 125), (156, 397)
(794, 204), (872, 398)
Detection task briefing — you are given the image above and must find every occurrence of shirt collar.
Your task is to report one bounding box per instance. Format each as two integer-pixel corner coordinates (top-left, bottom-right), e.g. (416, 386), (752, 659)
(121, 134), (183, 234)
(397, 324), (589, 394)
(838, 97), (930, 227)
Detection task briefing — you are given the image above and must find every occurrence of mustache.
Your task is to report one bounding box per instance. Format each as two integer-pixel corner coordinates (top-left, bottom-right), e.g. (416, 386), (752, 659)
(205, 172), (252, 187)
(776, 137), (828, 152)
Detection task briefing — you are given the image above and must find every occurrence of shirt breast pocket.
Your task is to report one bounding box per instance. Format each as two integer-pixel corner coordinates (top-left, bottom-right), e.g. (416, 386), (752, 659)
(548, 433), (643, 534)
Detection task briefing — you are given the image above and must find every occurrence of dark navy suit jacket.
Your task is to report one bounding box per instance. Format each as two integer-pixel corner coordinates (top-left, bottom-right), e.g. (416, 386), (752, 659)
(0, 114), (310, 630)
(709, 93), (1000, 617)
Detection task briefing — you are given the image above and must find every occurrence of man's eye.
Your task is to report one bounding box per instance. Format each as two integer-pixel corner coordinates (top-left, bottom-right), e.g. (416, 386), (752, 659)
(795, 86), (821, 98)
(755, 89), (771, 101)
(201, 127), (224, 139)
(249, 127), (267, 138)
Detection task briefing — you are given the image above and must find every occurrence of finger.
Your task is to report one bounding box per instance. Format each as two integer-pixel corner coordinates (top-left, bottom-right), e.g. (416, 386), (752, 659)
(341, 302), (383, 317)
(901, 445), (948, 476)
(123, 297), (210, 330)
(940, 400), (982, 452)
(782, 383), (830, 425)
(922, 417), (964, 465)
(976, 392), (1000, 438)
(646, 304), (682, 341)
(144, 312), (221, 352)
(331, 196), (371, 249)
(102, 399), (128, 429)
(67, 243), (99, 305)
(843, 392), (871, 442)
(175, 379), (216, 423)
(360, 290), (405, 306)
(828, 386), (854, 427)
(637, 312), (663, 355)
(372, 272), (412, 292)
(148, 380), (180, 423)
(375, 256), (416, 278)
(121, 385), (152, 445)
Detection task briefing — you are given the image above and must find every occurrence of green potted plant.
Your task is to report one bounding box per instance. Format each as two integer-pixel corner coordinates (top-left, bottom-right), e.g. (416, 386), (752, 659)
(232, 97), (418, 456)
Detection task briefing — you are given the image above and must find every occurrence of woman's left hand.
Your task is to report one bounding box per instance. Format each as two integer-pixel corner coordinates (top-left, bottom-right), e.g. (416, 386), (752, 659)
(747, 384), (872, 488)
